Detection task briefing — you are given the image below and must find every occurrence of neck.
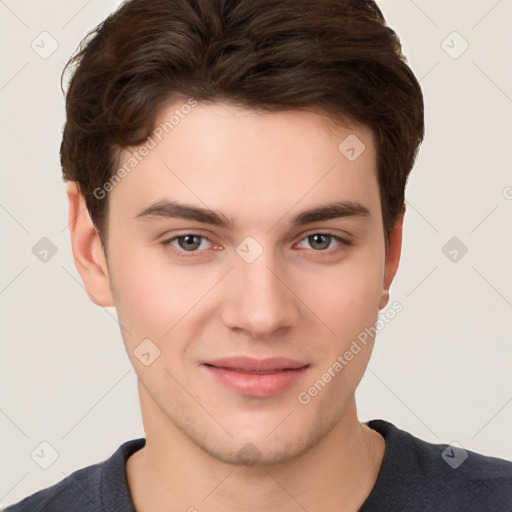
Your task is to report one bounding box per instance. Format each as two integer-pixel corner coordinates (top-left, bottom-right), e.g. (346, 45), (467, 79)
(126, 381), (385, 512)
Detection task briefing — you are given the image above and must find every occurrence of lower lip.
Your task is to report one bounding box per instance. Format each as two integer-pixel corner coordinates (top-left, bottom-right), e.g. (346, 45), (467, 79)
(203, 365), (309, 397)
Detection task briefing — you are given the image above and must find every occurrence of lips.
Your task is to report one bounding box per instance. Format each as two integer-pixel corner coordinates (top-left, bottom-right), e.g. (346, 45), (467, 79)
(202, 357), (309, 397)
(203, 356), (308, 372)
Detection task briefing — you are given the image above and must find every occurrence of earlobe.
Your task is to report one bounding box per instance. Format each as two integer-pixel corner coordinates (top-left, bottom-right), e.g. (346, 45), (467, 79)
(378, 206), (405, 310)
(65, 181), (115, 307)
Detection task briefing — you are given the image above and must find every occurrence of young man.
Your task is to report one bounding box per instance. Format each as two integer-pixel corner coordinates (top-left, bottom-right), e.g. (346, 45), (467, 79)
(5, 0), (511, 510)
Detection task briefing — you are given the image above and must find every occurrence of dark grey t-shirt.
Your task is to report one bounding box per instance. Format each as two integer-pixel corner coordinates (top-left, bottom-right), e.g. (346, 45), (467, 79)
(4, 419), (512, 511)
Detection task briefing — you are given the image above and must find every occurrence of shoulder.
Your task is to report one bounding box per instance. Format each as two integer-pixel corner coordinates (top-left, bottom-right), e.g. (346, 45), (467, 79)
(2, 463), (104, 512)
(2, 438), (145, 512)
(363, 419), (512, 511)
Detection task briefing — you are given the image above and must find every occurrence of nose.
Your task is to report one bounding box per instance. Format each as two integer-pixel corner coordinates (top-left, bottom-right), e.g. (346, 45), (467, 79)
(220, 253), (301, 339)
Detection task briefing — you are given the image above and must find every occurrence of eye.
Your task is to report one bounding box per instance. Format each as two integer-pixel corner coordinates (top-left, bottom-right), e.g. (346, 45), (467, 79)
(296, 233), (347, 251)
(163, 234), (212, 253)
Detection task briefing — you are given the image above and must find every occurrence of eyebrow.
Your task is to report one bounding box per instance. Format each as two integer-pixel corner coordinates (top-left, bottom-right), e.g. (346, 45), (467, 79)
(135, 200), (371, 229)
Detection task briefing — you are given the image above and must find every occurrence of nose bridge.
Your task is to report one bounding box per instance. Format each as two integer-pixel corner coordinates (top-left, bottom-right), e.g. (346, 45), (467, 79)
(221, 245), (300, 337)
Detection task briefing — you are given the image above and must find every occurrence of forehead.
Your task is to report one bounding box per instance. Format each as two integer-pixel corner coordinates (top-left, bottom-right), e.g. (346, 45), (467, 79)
(110, 101), (380, 226)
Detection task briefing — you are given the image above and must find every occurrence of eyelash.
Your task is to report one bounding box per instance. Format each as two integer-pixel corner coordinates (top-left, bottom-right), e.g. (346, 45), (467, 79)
(160, 232), (351, 259)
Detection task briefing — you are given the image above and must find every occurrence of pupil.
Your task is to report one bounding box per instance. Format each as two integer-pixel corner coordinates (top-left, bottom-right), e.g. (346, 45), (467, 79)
(179, 235), (201, 251)
(310, 234), (330, 250)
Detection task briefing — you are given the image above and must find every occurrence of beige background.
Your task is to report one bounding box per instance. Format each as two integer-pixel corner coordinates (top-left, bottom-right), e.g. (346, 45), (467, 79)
(1, 0), (511, 507)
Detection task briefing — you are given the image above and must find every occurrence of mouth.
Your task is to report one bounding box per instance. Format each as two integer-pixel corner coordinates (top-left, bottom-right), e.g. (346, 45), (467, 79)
(201, 357), (310, 397)
(205, 367), (299, 374)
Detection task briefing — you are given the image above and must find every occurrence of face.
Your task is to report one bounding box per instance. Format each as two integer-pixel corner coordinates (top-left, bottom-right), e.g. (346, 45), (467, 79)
(97, 101), (398, 465)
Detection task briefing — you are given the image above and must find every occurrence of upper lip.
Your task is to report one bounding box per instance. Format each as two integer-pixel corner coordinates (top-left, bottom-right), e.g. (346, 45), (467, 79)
(203, 357), (309, 373)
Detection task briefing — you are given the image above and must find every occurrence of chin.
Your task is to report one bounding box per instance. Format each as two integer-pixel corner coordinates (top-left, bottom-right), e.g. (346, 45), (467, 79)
(199, 418), (337, 468)
(200, 439), (305, 467)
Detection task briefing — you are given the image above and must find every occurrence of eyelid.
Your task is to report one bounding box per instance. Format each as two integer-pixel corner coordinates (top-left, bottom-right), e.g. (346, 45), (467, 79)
(295, 229), (352, 245)
(161, 230), (350, 244)
(162, 232), (214, 246)
(161, 235), (220, 261)
(160, 230), (352, 259)
(294, 232), (351, 250)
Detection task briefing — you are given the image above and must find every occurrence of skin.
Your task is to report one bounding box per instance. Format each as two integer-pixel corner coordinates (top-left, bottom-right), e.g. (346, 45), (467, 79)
(67, 100), (404, 512)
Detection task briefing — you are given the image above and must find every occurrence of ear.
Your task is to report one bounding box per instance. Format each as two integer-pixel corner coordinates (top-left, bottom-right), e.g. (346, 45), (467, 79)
(378, 205), (405, 310)
(66, 181), (115, 307)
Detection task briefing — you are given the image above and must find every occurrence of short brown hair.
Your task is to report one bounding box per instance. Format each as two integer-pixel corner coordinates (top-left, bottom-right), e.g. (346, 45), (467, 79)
(61, 0), (424, 248)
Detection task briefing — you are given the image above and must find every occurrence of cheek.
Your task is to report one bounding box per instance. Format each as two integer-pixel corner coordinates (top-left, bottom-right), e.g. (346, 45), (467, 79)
(108, 225), (385, 348)
(296, 250), (384, 411)
(107, 242), (202, 341)
(303, 245), (385, 343)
